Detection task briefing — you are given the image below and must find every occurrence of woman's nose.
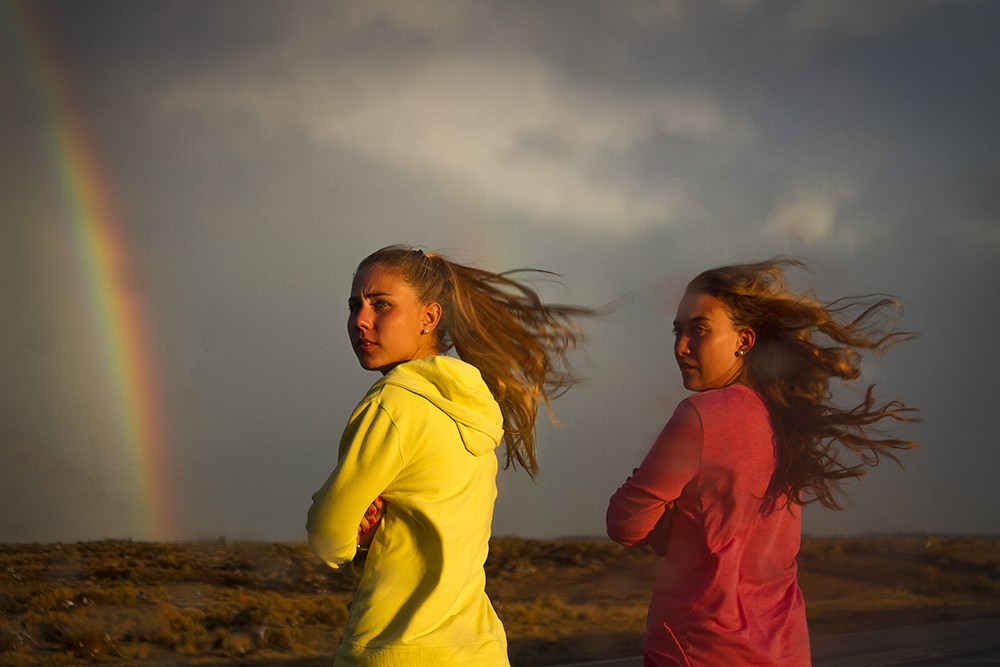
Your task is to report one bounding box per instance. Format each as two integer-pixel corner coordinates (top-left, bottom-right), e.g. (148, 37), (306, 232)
(351, 308), (371, 331)
(674, 336), (689, 356)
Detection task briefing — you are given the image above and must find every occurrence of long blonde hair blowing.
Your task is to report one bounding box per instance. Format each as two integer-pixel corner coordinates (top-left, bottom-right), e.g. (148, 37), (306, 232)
(688, 258), (918, 510)
(356, 245), (592, 477)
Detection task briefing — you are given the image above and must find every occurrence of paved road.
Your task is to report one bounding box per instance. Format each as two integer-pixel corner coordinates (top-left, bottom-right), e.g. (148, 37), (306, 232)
(811, 617), (1000, 666)
(894, 645), (1000, 665)
(547, 617), (1000, 667)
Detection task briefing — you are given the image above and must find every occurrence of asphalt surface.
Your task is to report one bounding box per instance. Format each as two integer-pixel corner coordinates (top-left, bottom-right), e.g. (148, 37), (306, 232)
(547, 617), (1000, 667)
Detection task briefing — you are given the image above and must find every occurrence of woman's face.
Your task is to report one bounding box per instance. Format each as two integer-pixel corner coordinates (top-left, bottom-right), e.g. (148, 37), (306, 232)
(348, 264), (439, 375)
(673, 290), (751, 392)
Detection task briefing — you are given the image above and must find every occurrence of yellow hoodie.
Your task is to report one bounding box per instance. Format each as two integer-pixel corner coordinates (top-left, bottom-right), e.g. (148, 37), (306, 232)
(307, 356), (509, 667)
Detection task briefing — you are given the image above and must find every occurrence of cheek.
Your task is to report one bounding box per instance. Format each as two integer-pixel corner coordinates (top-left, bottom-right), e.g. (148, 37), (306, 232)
(705, 339), (734, 365)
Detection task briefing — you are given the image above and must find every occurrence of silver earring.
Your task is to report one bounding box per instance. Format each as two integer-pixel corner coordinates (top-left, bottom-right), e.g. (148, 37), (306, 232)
(421, 329), (429, 335)
(736, 349), (745, 357)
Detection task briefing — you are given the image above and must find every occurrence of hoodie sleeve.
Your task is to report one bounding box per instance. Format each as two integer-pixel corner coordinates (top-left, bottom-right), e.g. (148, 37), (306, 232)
(607, 399), (702, 547)
(307, 397), (405, 570)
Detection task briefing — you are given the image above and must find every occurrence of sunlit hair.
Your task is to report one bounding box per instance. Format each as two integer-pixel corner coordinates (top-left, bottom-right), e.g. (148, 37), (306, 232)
(356, 245), (593, 477)
(688, 258), (918, 510)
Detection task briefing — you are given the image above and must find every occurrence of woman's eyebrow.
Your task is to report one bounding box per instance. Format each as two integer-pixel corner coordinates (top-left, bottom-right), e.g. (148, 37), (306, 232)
(352, 290), (392, 301)
(674, 316), (710, 326)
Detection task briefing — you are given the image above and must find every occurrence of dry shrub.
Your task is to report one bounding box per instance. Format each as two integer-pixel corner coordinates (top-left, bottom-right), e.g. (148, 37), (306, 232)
(38, 611), (118, 658)
(25, 585), (78, 612)
(2, 537), (999, 666)
(215, 628), (254, 655)
(300, 595), (351, 626)
(255, 624), (298, 650)
(123, 605), (173, 644)
(499, 592), (645, 640)
(75, 581), (143, 606)
(0, 624), (33, 653)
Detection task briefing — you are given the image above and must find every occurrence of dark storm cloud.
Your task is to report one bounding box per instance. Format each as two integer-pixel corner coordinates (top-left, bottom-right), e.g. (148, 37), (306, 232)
(2, 0), (997, 542)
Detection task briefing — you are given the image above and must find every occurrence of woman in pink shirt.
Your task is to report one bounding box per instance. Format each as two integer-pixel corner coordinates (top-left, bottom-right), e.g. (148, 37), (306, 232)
(607, 259), (917, 666)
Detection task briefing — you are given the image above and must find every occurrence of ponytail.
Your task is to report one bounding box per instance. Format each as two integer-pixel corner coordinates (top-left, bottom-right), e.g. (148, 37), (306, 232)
(356, 245), (593, 477)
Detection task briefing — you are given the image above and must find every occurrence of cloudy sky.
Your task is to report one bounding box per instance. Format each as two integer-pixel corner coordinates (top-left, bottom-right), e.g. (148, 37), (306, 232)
(2, 0), (998, 543)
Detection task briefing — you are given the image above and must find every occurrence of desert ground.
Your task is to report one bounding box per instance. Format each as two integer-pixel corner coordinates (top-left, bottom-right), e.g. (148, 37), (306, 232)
(1, 535), (998, 666)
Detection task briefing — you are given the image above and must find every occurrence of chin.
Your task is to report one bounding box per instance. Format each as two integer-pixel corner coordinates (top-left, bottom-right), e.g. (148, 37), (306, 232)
(355, 356), (379, 371)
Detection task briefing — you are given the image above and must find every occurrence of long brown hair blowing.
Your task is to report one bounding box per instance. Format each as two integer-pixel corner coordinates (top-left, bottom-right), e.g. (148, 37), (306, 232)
(356, 245), (593, 477)
(688, 258), (918, 510)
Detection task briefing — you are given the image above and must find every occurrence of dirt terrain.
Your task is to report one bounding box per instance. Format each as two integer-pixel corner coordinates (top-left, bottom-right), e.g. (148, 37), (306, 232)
(1, 535), (998, 666)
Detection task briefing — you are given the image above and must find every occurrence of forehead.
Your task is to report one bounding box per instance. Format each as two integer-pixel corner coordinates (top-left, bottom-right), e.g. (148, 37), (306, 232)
(675, 291), (732, 322)
(351, 265), (415, 296)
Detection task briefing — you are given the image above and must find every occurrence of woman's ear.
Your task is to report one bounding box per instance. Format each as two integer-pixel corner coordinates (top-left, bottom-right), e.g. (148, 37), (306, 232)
(422, 302), (442, 333)
(738, 327), (756, 353)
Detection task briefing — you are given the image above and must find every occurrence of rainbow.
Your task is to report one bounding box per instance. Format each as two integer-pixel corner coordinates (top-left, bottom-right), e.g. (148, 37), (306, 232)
(6, 1), (172, 540)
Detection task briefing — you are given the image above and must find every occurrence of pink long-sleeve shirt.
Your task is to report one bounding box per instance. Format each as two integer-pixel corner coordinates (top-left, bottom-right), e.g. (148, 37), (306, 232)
(607, 384), (810, 666)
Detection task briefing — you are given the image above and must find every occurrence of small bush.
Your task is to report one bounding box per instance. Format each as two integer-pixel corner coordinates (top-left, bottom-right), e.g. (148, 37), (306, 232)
(215, 629), (254, 655)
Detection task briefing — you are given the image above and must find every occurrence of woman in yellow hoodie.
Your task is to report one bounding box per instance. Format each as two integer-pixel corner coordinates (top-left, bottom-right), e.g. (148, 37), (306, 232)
(307, 245), (591, 666)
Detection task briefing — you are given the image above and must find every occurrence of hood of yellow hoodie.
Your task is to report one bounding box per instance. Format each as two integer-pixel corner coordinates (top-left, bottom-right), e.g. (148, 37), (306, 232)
(378, 356), (504, 456)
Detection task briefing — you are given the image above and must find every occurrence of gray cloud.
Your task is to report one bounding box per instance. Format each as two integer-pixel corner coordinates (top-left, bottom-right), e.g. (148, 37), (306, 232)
(2, 0), (998, 543)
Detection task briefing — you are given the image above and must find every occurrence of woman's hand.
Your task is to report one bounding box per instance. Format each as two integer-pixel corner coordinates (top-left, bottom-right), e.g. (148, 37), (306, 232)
(357, 496), (384, 550)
